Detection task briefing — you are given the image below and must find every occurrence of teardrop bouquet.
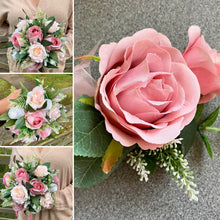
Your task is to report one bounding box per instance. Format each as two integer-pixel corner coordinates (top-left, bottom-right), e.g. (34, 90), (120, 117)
(74, 26), (220, 201)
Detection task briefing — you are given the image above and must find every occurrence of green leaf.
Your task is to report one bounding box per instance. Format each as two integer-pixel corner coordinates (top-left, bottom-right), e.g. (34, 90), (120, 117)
(35, 76), (39, 86)
(14, 117), (25, 130)
(179, 119), (197, 155)
(1, 198), (13, 207)
(42, 162), (51, 169)
(41, 40), (53, 47)
(60, 108), (68, 121)
(50, 51), (59, 63)
(144, 154), (157, 174)
(31, 196), (40, 206)
(2, 119), (16, 128)
(101, 139), (123, 174)
(26, 182), (34, 190)
(20, 81), (29, 93)
(46, 89), (60, 100)
(75, 55), (101, 62)
(74, 95), (112, 157)
(22, 9), (30, 20)
(46, 63), (58, 69)
(0, 112), (10, 121)
(199, 132), (213, 159)
(199, 107), (220, 129)
(43, 19), (55, 36)
(79, 97), (94, 107)
(74, 146), (133, 188)
(194, 104), (204, 121)
(1, 41), (13, 49)
(3, 191), (11, 199)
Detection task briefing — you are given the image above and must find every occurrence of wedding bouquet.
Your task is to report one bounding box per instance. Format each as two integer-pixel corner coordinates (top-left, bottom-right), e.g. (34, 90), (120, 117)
(74, 26), (220, 201)
(1, 10), (67, 72)
(0, 78), (68, 144)
(1, 156), (59, 217)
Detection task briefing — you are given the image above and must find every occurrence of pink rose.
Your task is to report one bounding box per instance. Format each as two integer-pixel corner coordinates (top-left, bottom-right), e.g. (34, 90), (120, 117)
(11, 32), (24, 50)
(47, 104), (61, 122)
(183, 25), (220, 103)
(95, 29), (200, 150)
(26, 85), (45, 110)
(3, 172), (13, 187)
(11, 185), (28, 204)
(25, 110), (47, 130)
(27, 62), (43, 72)
(52, 175), (59, 185)
(13, 203), (25, 212)
(15, 168), (29, 184)
(29, 179), (47, 196)
(27, 25), (43, 43)
(45, 37), (61, 51)
(8, 125), (21, 136)
(40, 192), (53, 208)
(37, 127), (53, 140)
(34, 165), (49, 177)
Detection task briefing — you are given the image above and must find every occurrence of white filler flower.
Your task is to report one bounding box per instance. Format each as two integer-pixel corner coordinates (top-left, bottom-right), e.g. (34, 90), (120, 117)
(8, 107), (25, 119)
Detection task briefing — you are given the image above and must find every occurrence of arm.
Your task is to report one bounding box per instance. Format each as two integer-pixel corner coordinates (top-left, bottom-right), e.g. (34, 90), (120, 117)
(0, 89), (21, 115)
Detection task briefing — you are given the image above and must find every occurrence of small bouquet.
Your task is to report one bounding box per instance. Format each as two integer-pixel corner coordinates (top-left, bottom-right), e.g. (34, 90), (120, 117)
(1, 156), (59, 217)
(74, 26), (220, 201)
(1, 10), (67, 72)
(0, 78), (68, 144)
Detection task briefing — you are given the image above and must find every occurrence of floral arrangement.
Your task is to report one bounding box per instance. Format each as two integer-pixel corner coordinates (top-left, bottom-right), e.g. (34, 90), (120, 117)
(1, 10), (67, 72)
(74, 26), (220, 201)
(0, 156), (59, 218)
(0, 78), (68, 144)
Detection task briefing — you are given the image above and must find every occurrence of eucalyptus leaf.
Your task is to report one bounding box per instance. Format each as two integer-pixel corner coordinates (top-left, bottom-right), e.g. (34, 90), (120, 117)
(74, 95), (112, 157)
(0, 112), (10, 121)
(14, 117), (25, 130)
(41, 40), (53, 47)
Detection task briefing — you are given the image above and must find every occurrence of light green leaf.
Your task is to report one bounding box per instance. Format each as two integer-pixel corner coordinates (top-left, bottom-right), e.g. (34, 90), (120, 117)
(79, 97), (94, 107)
(199, 107), (220, 128)
(204, 126), (220, 132)
(74, 95), (112, 157)
(0, 112), (10, 121)
(200, 132), (213, 159)
(1, 198), (13, 207)
(179, 119), (197, 155)
(101, 139), (123, 174)
(75, 55), (100, 62)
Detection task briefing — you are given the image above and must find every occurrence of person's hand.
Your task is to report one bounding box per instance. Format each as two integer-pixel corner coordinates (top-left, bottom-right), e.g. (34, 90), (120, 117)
(6, 89), (21, 100)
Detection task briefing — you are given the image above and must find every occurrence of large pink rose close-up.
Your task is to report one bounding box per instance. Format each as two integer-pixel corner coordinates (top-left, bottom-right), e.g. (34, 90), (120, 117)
(183, 25), (220, 103)
(15, 168), (29, 184)
(45, 37), (62, 51)
(27, 25), (43, 43)
(11, 32), (24, 50)
(95, 29), (200, 150)
(25, 110), (47, 130)
(29, 179), (47, 196)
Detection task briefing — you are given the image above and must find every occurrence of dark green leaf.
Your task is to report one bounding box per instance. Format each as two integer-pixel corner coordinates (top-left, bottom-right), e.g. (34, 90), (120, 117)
(49, 51), (59, 63)
(35, 76), (39, 86)
(194, 104), (204, 121)
(3, 192), (11, 199)
(14, 117), (25, 130)
(42, 162), (51, 169)
(26, 182), (34, 190)
(199, 132), (213, 159)
(46, 63), (58, 69)
(22, 9), (30, 20)
(43, 19), (55, 36)
(1, 41), (13, 49)
(199, 107), (220, 128)
(179, 119), (197, 155)
(41, 40), (53, 47)
(74, 95), (112, 157)
(0, 112), (10, 121)
(144, 155), (157, 174)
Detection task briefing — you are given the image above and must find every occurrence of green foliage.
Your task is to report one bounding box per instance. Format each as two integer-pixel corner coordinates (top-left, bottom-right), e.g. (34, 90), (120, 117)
(74, 95), (112, 158)
(199, 132), (213, 159)
(199, 107), (220, 128)
(43, 19), (55, 37)
(1, 41), (13, 49)
(194, 104), (204, 121)
(2, 119), (16, 128)
(0, 113), (10, 121)
(79, 96), (94, 107)
(14, 117), (25, 130)
(42, 162), (51, 169)
(50, 51), (59, 63)
(9, 96), (26, 109)
(41, 40), (53, 47)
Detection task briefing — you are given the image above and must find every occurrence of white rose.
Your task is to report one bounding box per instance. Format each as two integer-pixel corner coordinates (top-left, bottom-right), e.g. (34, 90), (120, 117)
(34, 165), (49, 178)
(48, 183), (58, 193)
(28, 43), (47, 63)
(11, 185), (28, 204)
(8, 107), (25, 119)
(40, 192), (53, 208)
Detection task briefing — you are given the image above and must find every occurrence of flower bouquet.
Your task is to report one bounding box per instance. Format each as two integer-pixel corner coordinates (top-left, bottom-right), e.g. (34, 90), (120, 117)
(74, 26), (220, 201)
(1, 156), (59, 217)
(1, 10), (67, 72)
(0, 78), (68, 144)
